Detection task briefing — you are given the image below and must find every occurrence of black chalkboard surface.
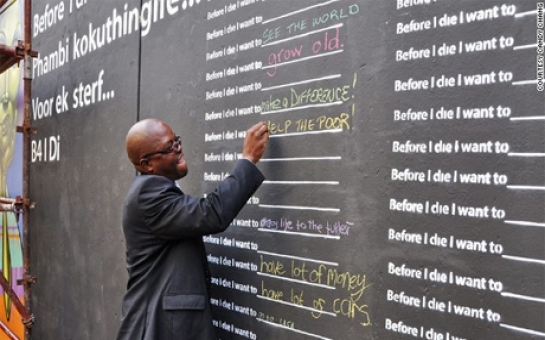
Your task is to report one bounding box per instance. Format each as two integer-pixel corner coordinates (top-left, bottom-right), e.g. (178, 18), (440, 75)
(30, 0), (544, 338)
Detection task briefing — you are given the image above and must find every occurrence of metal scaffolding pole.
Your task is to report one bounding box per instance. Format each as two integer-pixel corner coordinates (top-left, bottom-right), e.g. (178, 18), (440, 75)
(21, 0), (38, 339)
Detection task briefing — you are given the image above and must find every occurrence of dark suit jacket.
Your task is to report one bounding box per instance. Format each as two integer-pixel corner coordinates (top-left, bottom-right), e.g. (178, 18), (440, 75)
(116, 160), (264, 340)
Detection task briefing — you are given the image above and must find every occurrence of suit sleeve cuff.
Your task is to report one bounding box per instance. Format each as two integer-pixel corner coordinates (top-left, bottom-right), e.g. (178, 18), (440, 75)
(241, 157), (255, 165)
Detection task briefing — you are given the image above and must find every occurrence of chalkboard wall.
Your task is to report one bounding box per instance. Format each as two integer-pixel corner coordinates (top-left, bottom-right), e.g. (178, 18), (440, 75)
(30, 0), (544, 339)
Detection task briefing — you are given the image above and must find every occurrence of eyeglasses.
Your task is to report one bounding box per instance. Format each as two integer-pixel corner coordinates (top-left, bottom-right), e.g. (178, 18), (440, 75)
(140, 136), (182, 161)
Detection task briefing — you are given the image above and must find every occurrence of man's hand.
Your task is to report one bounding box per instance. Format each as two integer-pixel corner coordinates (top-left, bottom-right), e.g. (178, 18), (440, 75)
(242, 122), (269, 164)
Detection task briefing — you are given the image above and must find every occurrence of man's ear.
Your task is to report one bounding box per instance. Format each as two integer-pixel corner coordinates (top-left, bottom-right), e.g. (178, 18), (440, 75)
(139, 159), (153, 173)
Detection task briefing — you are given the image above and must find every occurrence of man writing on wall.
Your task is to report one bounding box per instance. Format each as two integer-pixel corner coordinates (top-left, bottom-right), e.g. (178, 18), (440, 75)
(117, 119), (269, 340)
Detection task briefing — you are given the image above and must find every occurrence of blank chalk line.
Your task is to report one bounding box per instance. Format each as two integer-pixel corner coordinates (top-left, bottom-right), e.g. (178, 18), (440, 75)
(262, 0), (340, 24)
(261, 101), (343, 115)
(514, 10), (538, 18)
(512, 79), (538, 85)
(508, 152), (545, 157)
(257, 250), (339, 266)
(263, 180), (339, 185)
(259, 204), (340, 212)
(258, 228), (341, 240)
(257, 296), (337, 316)
(502, 292), (545, 304)
(504, 220), (545, 228)
(513, 43), (538, 50)
(257, 318), (334, 340)
(261, 50), (344, 70)
(270, 129), (343, 138)
(257, 272), (335, 289)
(260, 156), (342, 162)
(262, 23), (344, 47)
(500, 323), (545, 338)
(261, 74), (341, 91)
(510, 115), (545, 121)
(502, 254), (545, 265)
(507, 185), (545, 191)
